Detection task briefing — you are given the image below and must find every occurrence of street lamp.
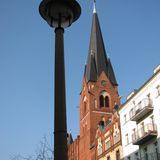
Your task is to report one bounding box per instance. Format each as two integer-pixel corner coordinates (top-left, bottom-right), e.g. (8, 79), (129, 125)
(39, 0), (81, 159)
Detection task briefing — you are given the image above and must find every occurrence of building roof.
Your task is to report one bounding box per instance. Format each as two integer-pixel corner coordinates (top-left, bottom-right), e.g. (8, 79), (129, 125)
(84, 8), (117, 85)
(119, 67), (160, 111)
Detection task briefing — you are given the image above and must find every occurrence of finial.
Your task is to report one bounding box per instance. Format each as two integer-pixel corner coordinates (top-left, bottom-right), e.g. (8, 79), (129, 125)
(93, 0), (96, 13)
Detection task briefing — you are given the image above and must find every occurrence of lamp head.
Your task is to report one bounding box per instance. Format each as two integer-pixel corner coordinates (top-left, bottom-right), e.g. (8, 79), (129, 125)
(39, 0), (81, 28)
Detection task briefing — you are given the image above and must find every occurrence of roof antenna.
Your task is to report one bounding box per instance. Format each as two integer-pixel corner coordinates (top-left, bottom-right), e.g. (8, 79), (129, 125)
(93, 0), (96, 13)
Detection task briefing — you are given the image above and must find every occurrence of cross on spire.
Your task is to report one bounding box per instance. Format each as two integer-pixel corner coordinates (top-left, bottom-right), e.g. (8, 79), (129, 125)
(93, 0), (96, 13)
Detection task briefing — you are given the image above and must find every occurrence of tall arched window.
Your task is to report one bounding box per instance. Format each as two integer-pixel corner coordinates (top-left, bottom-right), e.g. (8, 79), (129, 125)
(83, 96), (87, 114)
(84, 101), (86, 113)
(99, 95), (104, 108)
(94, 99), (97, 109)
(116, 150), (120, 160)
(105, 96), (109, 108)
(99, 120), (105, 128)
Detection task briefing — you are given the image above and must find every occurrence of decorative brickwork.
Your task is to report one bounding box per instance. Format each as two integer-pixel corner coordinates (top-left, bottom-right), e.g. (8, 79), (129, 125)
(68, 72), (122, 160)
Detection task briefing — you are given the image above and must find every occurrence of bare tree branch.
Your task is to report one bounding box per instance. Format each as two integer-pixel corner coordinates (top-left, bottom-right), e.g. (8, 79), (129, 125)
(10, 136), (53, 160)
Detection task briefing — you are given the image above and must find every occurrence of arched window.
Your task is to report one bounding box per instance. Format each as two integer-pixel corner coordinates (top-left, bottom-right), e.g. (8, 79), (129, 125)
(94, 99), (97, 109)
(99, 91), (110, 108)
(84, 101), (86, 113)
(105, 96), (109, 108)
(116, 150), (120, 160)
(99, 120), (105, 128)
(99, 95), (104, 108)
(83, 96), (87, 114)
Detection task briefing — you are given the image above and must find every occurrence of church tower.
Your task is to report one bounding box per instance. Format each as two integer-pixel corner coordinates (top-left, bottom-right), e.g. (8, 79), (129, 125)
(68, 2), (122, 160)
(79, 2), (120, 160)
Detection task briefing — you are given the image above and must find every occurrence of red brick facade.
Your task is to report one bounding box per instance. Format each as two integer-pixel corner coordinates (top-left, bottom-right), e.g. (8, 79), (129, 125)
(68, 72), (122, 160)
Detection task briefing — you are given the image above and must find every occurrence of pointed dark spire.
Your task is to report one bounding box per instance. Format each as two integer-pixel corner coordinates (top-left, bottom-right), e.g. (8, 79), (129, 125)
(84, 3), (117, 86)
(107, 57), (118, 85)
(67, 133), (73, 145)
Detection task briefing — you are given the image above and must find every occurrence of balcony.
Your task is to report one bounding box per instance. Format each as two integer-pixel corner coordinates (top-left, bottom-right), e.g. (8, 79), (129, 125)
(141, 152), (160, 160)
(132, 123), (157, 145)
(130, 98), (153, 121)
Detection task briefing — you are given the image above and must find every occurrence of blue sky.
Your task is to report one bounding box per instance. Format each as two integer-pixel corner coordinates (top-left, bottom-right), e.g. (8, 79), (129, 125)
(0, 0), (160, 159)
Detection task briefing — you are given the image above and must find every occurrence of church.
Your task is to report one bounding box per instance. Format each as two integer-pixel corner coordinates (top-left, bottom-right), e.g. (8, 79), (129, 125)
(68, 2), (123, 160)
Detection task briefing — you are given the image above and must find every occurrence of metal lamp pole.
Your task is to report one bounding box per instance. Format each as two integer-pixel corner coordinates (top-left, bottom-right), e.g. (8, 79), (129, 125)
(39, 0), (81, 159)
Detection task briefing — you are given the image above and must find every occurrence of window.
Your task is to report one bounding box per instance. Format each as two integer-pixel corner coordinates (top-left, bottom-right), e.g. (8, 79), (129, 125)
(114, 133), (120, 144)
(84, 101), (87, 113)
(135, 152), (139, 160)
(107, 156), (111, 160)
(99, 120), (105, 129)
(154, 142), (159, 159)
(129, 108), (134, 119)
(83, 96), (87, 114)
(137, 101), (142, 110)
(124, 114), (127, 124)
(141, 122), (145, 135)
(99, 91), (110, 108)
(114, 102), (119, 110)
(97, 138), (102, 156)
(82, 126), (85, 135)
(105, 140), (111, 150)
(97, 146), (102, 156)
(144, 147), (148, 160)
(156, 85), (160, 97)
(100, 95), (104, 108)
(127, 156), (130, 160)
(132, 128), (136, 142)
(147, 93), (152, 104)
(116, 150), (120, 160)
(125, 134), (129, 145)
(105, 96), (109, 107)
(94, 99), (97, 109)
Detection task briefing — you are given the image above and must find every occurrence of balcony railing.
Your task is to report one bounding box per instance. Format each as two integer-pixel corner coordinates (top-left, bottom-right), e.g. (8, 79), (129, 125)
(130, 98), (153, 121)
(132, 123), (157, 145)
(140, 152), (160, 160)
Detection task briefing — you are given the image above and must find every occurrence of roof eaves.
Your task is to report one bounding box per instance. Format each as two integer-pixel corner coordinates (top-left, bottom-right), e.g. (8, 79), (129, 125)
(119, 69), (160, 111)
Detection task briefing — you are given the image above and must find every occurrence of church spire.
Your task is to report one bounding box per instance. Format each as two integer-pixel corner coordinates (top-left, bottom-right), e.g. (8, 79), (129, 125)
(84, 2), (118, 86)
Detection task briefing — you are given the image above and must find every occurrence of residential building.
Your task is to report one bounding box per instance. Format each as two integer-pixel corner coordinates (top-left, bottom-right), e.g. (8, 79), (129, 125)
(119, 65), (160, 160)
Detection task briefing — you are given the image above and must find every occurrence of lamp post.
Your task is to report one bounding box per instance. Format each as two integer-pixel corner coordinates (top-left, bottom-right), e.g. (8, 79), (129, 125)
(39, 0), (81, 159)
